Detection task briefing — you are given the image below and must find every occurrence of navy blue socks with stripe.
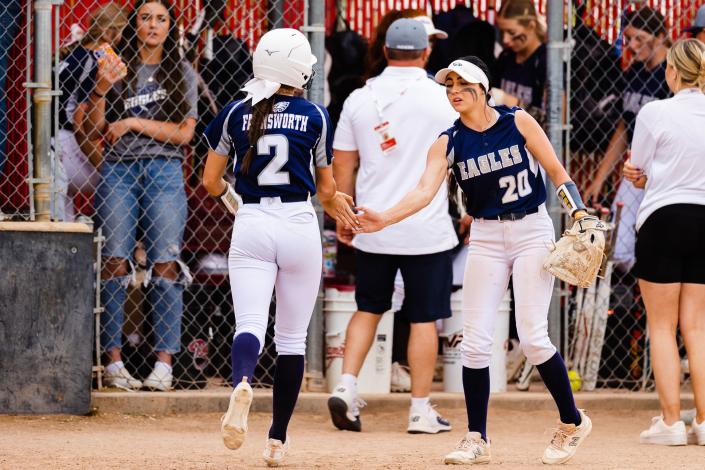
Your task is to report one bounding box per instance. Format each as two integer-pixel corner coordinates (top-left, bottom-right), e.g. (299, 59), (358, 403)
(269, 355), (305, 442)
(463, 366), (490, 442)
(231, 332), (260, 383)
(536, 352), (581, 425)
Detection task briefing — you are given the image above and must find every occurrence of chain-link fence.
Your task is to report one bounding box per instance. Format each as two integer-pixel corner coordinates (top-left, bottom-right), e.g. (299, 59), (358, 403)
(48, 0), (318, 391)
(565, 0), (701, 391)
(7, 0), (700, 394)
(0, 0), (31, 220)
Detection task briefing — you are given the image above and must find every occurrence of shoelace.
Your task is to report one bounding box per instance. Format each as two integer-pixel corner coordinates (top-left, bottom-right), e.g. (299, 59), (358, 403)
(352, 397), (367, 415)
(456, 436), (483, 454)
(548, 427), (571, 450)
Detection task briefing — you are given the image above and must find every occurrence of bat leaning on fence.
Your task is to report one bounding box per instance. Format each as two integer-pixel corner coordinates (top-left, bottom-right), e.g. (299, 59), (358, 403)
(581, 203), (623, 391)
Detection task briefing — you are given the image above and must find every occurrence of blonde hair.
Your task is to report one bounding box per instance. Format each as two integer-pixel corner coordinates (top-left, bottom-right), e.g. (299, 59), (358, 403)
(497, 0), (546, 43)
(667, 39), (705, 91)
(82, 2), (128, 45)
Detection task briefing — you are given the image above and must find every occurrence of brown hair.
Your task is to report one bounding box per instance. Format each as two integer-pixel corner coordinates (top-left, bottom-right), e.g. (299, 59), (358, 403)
(364, 8), (425, 79)
(497, 0), (546, 42)
(241, 86), (296, 173)
(115, 0), (189, 122)
(667, 38), (705, 90)
(82, 2), (128, 46)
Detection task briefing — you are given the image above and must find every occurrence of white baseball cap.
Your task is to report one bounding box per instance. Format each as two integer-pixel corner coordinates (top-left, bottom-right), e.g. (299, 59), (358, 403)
(435, 59), (490, 92)
(413, 15), (448, 39)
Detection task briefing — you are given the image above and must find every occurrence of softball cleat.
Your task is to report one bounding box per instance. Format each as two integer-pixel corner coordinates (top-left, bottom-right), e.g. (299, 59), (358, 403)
(443, 432), (491, 465)
(221, 377), (254, 450)
(542, 409), (592, 464)
(263, 436), (290, 467)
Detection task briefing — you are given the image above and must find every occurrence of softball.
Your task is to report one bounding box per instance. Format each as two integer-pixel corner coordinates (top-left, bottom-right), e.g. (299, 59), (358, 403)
(568, 370), (582, 392)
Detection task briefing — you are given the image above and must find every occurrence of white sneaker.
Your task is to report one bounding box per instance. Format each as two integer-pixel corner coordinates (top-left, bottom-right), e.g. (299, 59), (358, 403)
(104, 364), (142, 390)
(263, 436), (290, 467)
(542, 409), (592, 464)
(640, 416), (687, 446)
(221, 378), (254, 450)
(443, 432), (491, 465)
(142, 365), (173, 391)
(327, 383), (365, 432)
(407, 403), (452, 434)
(391, 362), (411, 393)
(687, 416), (705, 445)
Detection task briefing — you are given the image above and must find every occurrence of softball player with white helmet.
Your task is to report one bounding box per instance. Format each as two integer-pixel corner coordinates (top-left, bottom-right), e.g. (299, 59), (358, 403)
(202, 28), (357, 466)
(356, 56), (593, 465)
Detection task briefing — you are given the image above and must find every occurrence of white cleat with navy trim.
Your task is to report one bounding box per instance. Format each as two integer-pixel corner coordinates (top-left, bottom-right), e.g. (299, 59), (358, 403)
(542, 409), (592, 464)
(407, 403), (452, 434)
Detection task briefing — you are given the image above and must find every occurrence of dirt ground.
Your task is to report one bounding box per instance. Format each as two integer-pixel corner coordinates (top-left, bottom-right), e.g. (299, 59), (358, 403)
(1, 408), (703, 470)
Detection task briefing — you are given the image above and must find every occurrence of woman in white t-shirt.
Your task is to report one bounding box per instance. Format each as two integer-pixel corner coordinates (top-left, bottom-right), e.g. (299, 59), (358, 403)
(623, 38), (705, 446)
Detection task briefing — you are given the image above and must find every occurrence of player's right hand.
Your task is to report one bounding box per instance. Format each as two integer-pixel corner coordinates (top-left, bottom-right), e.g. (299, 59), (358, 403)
(323, 192), (359, 233)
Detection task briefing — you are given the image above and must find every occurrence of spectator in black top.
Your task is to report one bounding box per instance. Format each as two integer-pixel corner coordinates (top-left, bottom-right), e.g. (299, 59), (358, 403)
(494, 0), (547, 121)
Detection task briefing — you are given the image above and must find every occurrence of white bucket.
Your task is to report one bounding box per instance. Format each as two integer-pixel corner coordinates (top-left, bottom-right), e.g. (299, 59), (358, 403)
(442, 290), (511, 393)
(324, 287), (393, 394)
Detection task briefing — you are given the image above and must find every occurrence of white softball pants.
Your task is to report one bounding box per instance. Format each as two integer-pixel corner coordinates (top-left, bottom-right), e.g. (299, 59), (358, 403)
(461, 205), (557, 368)
(228, 198), (322, 356)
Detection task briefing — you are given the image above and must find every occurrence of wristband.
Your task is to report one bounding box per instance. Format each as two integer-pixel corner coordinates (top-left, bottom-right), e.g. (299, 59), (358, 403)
(92, 90), (106, 99)
(556, 181), (586, 217)
(218, 183), (239, 215)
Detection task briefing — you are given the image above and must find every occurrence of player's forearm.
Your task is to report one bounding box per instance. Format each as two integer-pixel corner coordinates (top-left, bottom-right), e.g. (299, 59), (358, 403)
(332, 151), (358, 198)
(85, 92), (107, 141)
(379, 187), (436, 227)
(130, 118), (195, 145)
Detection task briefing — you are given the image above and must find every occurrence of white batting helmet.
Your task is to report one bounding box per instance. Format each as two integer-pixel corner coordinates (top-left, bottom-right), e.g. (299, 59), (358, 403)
(253, 28), (317, 89)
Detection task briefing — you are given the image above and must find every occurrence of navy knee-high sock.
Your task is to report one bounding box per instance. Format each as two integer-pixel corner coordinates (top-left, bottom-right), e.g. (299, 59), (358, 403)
(536, 352), (581, 425)
(463, 366), (490, 442)
(231, 333), (260, 384)
(269, 355), (305, 442)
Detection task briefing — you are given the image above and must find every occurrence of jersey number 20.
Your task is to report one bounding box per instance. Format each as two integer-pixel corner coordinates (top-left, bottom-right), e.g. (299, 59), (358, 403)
(498, 169), (532, 204)
(257, 134), (290, 186)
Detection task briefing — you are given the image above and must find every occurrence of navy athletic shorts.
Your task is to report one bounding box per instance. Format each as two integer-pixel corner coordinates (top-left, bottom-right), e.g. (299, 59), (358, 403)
(354, 248), (453, 323)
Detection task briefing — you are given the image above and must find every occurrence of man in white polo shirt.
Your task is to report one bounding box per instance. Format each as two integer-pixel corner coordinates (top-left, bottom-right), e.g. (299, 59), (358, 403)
(327, 18), (458, 434)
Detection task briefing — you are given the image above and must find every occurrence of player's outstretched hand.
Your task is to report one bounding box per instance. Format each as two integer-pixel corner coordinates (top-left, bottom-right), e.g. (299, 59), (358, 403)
(322, 192), (359, 231)
(355, 206), (387, 234)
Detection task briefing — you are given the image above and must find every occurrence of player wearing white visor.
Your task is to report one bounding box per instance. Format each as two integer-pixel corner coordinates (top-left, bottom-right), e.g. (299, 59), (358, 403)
(356, 56), (595, 465)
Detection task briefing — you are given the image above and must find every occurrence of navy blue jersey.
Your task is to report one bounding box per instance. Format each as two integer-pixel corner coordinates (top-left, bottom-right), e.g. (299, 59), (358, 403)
(57, 46), (96, 128)
(443, 106), (547, 218)
(204, 95), (333, 199)
(494, 44), (546, 109)
(622, 61), (669, 140)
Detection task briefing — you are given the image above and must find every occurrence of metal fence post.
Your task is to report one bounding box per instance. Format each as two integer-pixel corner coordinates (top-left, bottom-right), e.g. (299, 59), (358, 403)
(303, 0), (327, 392)
(546, 0), (567, 351)
(29, 1), (55, 222)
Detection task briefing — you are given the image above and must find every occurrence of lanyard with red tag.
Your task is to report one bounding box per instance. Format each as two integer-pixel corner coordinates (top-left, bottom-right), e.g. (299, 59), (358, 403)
(366, 75), (424, 155)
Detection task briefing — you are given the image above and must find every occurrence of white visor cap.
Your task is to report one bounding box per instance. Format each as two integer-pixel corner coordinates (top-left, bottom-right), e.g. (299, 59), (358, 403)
(434, 60), (490, 94)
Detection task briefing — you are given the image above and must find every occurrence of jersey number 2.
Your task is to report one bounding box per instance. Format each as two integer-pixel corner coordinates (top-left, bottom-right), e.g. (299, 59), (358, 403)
(257, 134), (290, 186)
(498, 169), (532, 204)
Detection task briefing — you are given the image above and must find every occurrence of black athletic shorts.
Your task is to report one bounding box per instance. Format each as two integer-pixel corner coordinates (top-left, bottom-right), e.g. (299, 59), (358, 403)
(633, 204), (705, 284)
(355, 248), (453, 323)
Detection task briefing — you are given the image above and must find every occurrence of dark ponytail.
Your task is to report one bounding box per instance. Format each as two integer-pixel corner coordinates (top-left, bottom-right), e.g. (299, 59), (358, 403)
(241, 96), (276, 174)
